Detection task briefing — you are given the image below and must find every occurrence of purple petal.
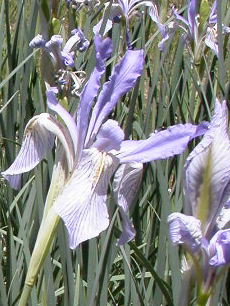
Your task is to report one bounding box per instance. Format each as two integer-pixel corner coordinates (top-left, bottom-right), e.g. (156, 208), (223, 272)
(92, 119), (124, 152)
(75, 35), (113, 162)
(63, 28), (89, 53)
(187, 0), (196, 37)
(85, 49), (144, 147)
(172, 6), (189, 28)
(205, 27), (218, 57)
(29, 34), (46, 48)
(45, 35), (64, 69)
(209, 0), (217, 24)
(54, 148), (119, 249)
(167, 212), (202, 253)
(183, 100), (230, 234)
(113, 162), (143, 245)
(117, 121), (208, 163)
(209, 229), (230, 266)
(46, 89), (78, 154)
(1, 114), (55, 189)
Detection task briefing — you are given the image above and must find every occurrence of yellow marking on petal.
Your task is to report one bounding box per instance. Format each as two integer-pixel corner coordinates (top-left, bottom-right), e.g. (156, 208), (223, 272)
(93, 152), (107, 185)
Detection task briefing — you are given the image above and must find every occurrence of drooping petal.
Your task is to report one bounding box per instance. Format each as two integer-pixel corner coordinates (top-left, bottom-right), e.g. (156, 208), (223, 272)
(92, 119), (124, 152)
(75, 35), (113, 163)
(45, 35), (64, 70)
(183, 100), (230, 235)
(54, 148), (119, 249)
(113, 162), (143, 245)
(167, 212), (202, 253)
(205, 27), (218, 57)
(46, 88), (78, 154)
(85, 49), (144, 147)
(117, 121), (208, 163)
(209, 229), (230, 266)
(1, 113), (73, 189)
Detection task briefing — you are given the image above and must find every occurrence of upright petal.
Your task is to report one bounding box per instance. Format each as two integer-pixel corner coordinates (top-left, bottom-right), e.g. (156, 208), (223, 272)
(54, 148), (119, 249)
(113, 162), (143, 245)
(117, 122), (208, 163)
(75, 35), (113, 162)
(1, 113), (69, 189)
(92, 119), (124, 152)
(85, 49), (144, 147)
(183, 100), (230, 235)
(187, 0), (196, 38)
(167, 212), (202, 253)
(209, 0), (217, 24)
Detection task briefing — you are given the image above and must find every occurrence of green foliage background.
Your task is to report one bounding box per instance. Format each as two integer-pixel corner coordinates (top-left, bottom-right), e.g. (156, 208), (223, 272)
(0, 0), (230, 305)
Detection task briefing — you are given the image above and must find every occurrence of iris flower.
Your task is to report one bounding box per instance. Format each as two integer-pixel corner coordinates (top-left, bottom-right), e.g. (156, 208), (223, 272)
(93, 0), (158, 49)
(2, 34), (208, 249)
(29, 29), (89, 89)
(172, 0), (230, 59)
(168, 99), (230, 301)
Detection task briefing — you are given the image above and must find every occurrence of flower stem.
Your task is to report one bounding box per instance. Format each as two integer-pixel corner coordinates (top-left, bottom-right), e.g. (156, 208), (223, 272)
(18, 208), (60, 306)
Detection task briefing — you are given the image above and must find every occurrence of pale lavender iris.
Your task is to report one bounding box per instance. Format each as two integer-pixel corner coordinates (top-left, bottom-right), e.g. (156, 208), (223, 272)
(168, 99), (230, 295)
(93, 0), (158, 49)
(29, 28), (89, 85)
(2, 35), (208, 249)
(172, 0), (229, 57)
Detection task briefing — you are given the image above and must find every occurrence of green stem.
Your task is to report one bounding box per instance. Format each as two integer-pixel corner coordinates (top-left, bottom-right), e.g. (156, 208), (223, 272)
(18, 209), (60, 306)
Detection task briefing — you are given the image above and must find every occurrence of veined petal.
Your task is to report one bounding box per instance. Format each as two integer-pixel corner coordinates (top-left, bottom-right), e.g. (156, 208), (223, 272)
(205, 27), (218, 57)
(85, 49), (144, 147)
(216, 198), (230, 229)
(113, 162), (143, 245)
(1, 113), (70, 189)
(75, 35), (113, 162)
(209, 229), (230, 266)
(167, 212), (202, 253)
(54, 148), (119, 249)
(46, 88), (78, 154)
(183, 100), (230, 235)
(117, 122), (208, 163)
(92, 119), (124, 152)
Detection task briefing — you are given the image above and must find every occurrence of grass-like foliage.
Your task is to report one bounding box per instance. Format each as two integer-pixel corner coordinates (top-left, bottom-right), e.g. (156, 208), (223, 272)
(1, 0), (230, 305)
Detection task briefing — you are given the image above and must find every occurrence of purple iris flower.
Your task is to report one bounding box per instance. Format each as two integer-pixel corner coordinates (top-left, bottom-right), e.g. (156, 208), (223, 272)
(168, 99), (230, 295)
(93, 0), (158, 49)
(29, 28), (89, 86)
(2, 35), (208, 249)
(148, 3), (175, 52)
(173, 0), (230, 58)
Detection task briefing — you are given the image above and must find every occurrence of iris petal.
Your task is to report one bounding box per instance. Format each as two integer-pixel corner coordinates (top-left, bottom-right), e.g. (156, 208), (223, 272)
(113, 162), (143, 245)
(167, 212), (202, 253)
(117, 122), (208, 163)
(86, 48), (144, 146)
(54, 148), (119, 249)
